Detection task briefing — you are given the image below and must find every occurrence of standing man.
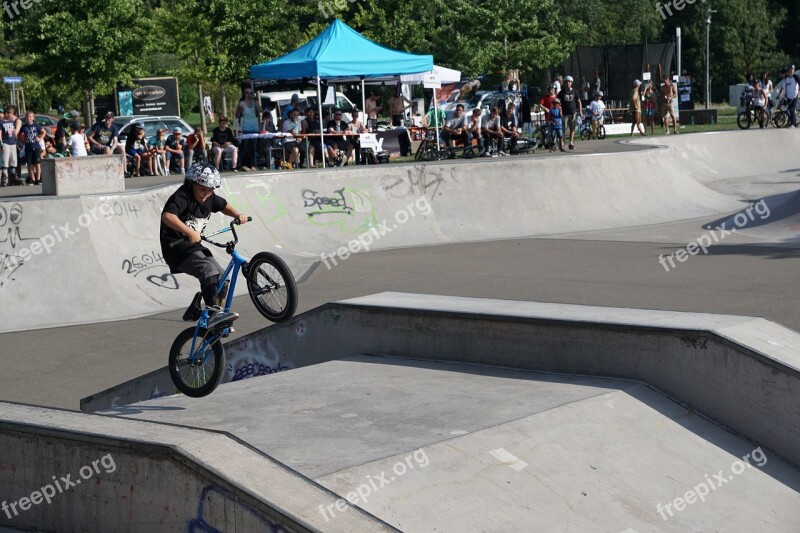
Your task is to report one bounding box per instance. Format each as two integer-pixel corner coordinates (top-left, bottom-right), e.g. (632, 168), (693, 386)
(20, 111), (43, 185)
(282, 94), (302, 122)
(778, 64), (800, 127)
(557, 76), (582, 150)
(630, 80), (646, 136)
(390, 82), (413, 126)
(1, 106), (21, 186)
(210, 116), (238, 171)
(87, 112), (124, 155)
(552, 73), (563, 95)
(365, 94), (381, 130)
(659, 76), (678, 135)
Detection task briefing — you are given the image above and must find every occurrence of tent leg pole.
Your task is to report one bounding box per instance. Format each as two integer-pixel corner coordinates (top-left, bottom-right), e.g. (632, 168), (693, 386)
(318, 77), (325, 169)
(434, 89), (440, 151)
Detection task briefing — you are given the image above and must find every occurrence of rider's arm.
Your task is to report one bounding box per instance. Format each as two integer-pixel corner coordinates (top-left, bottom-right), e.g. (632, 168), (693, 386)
(162, 212), (201, 244)
(221, 204), (247, 225)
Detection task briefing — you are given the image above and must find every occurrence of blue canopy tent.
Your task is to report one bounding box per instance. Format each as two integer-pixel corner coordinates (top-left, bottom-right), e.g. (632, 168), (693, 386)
(250, 19), (433, 167)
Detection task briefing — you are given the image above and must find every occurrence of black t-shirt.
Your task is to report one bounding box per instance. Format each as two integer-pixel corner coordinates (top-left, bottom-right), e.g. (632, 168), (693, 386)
(304, 118), (322, 134)
(160, 182), (227, 272)
(558, 88), (579, 114)
(90, 122), (119, 146)
(501, 113), (517, 132)
(327, 119), (348, 138)
(211, 127), (236, 146)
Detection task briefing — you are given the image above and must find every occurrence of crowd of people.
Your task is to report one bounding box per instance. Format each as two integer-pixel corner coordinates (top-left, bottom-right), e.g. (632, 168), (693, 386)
(740, 64), (800, 128)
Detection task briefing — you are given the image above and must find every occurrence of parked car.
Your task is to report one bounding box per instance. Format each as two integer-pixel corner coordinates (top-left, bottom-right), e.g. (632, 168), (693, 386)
(257, 90), (357, 123)
(34, 114), (59, 135)
(114, 115), (193, 144)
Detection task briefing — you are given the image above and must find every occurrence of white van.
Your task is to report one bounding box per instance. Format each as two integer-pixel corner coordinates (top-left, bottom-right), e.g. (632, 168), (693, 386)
(257, 90), (357, 124)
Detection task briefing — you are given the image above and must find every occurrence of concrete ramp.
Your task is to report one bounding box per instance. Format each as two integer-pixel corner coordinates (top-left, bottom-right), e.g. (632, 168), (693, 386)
(103, 355), (800, 532)
(9, 130), (800, 333)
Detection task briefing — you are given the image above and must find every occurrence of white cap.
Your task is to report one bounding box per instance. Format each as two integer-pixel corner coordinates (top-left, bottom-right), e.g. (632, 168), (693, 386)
(634, 79), (641, 86)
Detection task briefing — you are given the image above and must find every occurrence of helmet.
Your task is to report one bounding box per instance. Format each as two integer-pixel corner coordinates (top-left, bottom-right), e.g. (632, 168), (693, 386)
(186, 162), (221, 189)
(564, 76), (574, 82)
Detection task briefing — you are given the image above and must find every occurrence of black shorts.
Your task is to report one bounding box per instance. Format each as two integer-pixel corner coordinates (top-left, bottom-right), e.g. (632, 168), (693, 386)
(25, 146), (41, 165)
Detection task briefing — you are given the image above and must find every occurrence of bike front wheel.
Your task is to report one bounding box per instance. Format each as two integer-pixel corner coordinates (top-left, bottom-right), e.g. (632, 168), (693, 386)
(168, 326), (226, 398)
(772, 110), (788, 128)
(246, 252), (298, 323)
(737, 111), (753, 129)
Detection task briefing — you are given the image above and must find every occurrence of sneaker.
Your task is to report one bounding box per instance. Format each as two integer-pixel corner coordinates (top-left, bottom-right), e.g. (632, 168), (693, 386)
(483, 152), (492, 157)
(568, 143), (575, 150)
(182, 292), (203, 322)
(207, 305), (239, 329)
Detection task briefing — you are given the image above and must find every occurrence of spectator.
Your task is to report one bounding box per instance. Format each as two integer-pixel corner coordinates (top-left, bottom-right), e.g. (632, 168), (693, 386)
(263, 98), (279, 127)
(282, 93), (302, 122)
(55, 110), (79, 153)
(327, 108), (353, 166)
(481, 107), (503, 156)
(148, 128), (169, 175)
(642, 81), (658, 135)
(443, 104), (468, 153)
(20, 111), (43, 185)
(390, 82), (413, 126)
(549, 99), (565, 152)
(581, 77), (590, 103)
(552, 73), (563, 94)
(125, 123), (151, 176)
(203, 95), (215, 123)
(760, 72), (774, 112)
(281, 107), (302, 169)
(659, 76), (678, 134)
(87, 111), (123, 155)
(211, 116), (238, 171)
(630, 80), (646, 136)
(1, 105), (21, 186)
(499, 102), (520, 154)
(302, 108), (334, 168)
(750, 73), (768, 128)
(185, 127), (208, 165)
(558, 75), (581, 150)
(348, 108), (368, 165)
(365, 94), (381, 129)
(465, 108), (484, 156)
(67, 122), (88, 157)
(593, 70), (602, 95)
(778, 64), (800, 127)
(589, 91), (606, 138)
(236, 86), (262, 171)
(540, 85), (558, 121)
(165, 127), (187, 174)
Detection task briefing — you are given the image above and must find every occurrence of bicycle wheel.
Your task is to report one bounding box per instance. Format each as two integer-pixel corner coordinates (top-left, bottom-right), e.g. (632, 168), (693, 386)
(580, 127), (591, 141)
(513, 139), (535, 154)
(168, 326), (225, 398)
(772, 110), (788, 128)
(737, 111), (753, 129)
(598, 125), (606, 140)
(246, 252), (298, 322)
(419, 148), (448, 161)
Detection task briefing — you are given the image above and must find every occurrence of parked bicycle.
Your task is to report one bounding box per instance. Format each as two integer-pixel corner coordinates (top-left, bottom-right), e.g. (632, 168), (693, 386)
(168, 218), (298, 397)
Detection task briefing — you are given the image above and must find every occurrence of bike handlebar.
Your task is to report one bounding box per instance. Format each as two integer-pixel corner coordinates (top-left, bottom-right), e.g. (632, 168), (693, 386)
(169, 216), (252, 250)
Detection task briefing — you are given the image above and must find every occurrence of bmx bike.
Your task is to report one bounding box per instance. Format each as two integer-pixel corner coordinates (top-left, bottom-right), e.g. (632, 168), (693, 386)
(168, 218), (298, 397)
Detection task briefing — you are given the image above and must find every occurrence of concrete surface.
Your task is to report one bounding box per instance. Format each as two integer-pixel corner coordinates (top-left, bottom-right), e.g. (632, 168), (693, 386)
(5, 129), (797, 333)
(0, 401), (395, 532)
(85, 292), (800, 468)
(41, 155), (125, 196)
(106, 356), (800, 532)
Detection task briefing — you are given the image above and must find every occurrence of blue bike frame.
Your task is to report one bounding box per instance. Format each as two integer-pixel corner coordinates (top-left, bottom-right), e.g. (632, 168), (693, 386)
(187, 225), (248, 361)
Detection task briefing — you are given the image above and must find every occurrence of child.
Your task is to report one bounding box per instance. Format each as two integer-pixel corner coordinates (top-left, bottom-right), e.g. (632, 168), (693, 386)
(549, 99), (565, 152)
(160, 162), (248, 328)
(67, 122), (88, 157)
(589, 91), (606, 138)
(20, 111), (43, 185)
(148, 128), (168, 175)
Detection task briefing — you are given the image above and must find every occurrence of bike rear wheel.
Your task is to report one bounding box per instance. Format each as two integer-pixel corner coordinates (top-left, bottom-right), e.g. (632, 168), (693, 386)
(168, 326), (225, 397)
(772, 110), (789, 128)
(580, 127), (591, 141)
(246, 252), (298, 322)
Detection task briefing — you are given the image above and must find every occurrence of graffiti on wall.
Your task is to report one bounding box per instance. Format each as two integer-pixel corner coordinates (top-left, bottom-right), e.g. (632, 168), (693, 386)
(188, 484), (288, 532)
(120, 250), (180, 290)
(302, 186), (376, 234)
(380, 163), (450, 203)
(0, 203), (38, 288)
(225, 333), (294, 383)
